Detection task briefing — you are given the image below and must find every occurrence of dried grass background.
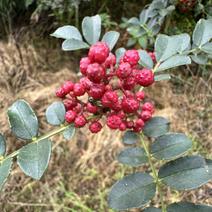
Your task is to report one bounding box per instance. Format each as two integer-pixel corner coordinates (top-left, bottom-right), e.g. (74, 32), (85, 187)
(0, 35), (211, 211)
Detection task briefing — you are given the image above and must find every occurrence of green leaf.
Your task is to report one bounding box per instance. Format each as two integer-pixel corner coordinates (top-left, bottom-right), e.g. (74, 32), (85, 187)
(159, 155), (211, 190)
(7, 100), (39, 140)
(201, 42), (212, 54)
(82, 15), (101, 45)
(191, 54), (208, 65)
(154, 74), (171, 81)
(144, 207), (161, 212)
(0, 134), (6, 156)
(151, 133), (192, 160)
(108, 172), (156, 210)
(0, 158), (13, 190)
(102, 31), (120, 50)
(122, 131), (139, 145)
(143, 117), (170, 138)
(138, 50), (153, 69)
(127, 38), (137, 47)
(117, 147), (148, 167)
(138, 36), (148, 49)
(205, 159), (212, 178)
(46, 102), (65, 126)
(51, 25), (82, 40)
(63, 125), (75, 140)
(155, 34), (190, 62)
(156, 55), (191, 72)
(192, 19), (212, 47)
(115, 47), (126, 64)
(167, 202), (212, 212)
(62, 39), (89, 51)
(17, 139), (52, 180)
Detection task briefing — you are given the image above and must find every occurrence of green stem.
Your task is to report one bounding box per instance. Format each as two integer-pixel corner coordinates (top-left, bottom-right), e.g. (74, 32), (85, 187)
(140, 134), (166, 212)
(1, 124), (71, 163)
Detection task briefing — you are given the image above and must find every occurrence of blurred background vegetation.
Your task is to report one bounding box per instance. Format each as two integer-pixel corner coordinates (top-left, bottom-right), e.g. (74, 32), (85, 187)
(0, 0), (211, 211)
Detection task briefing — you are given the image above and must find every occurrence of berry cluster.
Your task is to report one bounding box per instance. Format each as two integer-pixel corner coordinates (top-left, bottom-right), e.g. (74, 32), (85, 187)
(56, 42), (155, 133)
(178, 0), (197, 12)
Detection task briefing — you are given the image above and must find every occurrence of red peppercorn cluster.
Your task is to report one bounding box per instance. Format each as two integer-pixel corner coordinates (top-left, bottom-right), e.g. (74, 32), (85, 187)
(56, 42), (155, 133)
(178, 0), (197, 12)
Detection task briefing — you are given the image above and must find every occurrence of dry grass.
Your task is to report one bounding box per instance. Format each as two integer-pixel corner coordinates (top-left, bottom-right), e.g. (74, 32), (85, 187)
(0, 39), (211, 212)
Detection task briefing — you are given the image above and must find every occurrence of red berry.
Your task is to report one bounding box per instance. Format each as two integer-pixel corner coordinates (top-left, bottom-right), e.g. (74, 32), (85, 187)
(106, 114), (122, 129)
(116, 62), (132, 79)
(121, 97), (139, 113)
(135, 119), (144, 128)
(142, 102), (154, 114)
(63, 98), (78, 110)
(86, 63), (106, 83)
(88, 42), (109, 63)
(74, 115), (87, 127)
(73, 103), (82, 113)
(136, 91), (145, 101)
(73, 83), (86, 96)
(104, 53), (116, 68)
(123, 50), (139, 66)
(62, 81), (74, 94)
(79, 77), (92, 90)
(111, 101), (122, 112)
(56, 87), (66, 98)
(101, 91), (118, 108)
(135, 69), (154, 87)
(80, 57), (91, 75)
(89, 121), (102, 133)
(122, 76), (136, 90)
(65, 110), (77, 123)
(88, 84), (105, 99)
(126, 121), (134, 128)
(86, 103), (98, 114)
(119, 122), (127, 131)
(140, 110), (152, 122)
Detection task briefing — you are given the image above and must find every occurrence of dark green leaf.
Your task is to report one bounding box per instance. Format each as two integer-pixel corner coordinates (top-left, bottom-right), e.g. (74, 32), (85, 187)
(115, 47), (126, 64)
(192, 19), (212, 47)
(17, 139), (51, 180)
(205, 159), (212, 178)
(159, 155), (211, 190)
(0, 134), (6, 156)
(143, 117), (170, 138)
(122, 131), (139, 145)
(7, 100), (39, 140)
(117, 147), (148, 167)
(191, 54), (208, 65)
(0, 158), (13, 190)
(51, 26), (82, 40)
(151, 133), (192, 160)
(82, 15), (101, 45)
(108, 172), (156, 210)
(156, 55), (191, 72)
(144, 207), (161, 212)
(138, 36), (148, 49)
(62, 39), (89, 51)
(126, 38), (137, 47)
(102, 31), (120, 50)
(46, 102), (65, 126)
(167, 202), (212, 212)
(138, 50), (153, 69)
(63, 125), (75, 140)
(154, 74), (171, 81)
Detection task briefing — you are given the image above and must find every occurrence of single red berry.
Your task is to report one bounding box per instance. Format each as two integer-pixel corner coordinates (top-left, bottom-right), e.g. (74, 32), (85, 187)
(80, 57), (91, 75)
(74, 115), (87, 128)
(117, 111), (125, 119)
(88, 42), (109, 63)
(79, 77), (92, 90)
(104, 53), (116, 68)
(73, 83), (86, 96)
(126, 121), (134, 128)
(86, 103), (98, 114)
(135, 69), (154, 87)
(106, 114), (122, 129)
(142, 102), (154, 114)
(133, 125), (143, 132)
(62, 81), (74, 94)
(89, 121), (102, 133)
(111, 101), (122, 112)
(136, 91), (145, 101)
(121, 97), (139, 113)
(101, 91), (118, 107)
(116, 62), (132, 79)
(73, 103), (82, 113)
(119, 122), (127, 131)
(88, 83), (105, 99)
(65, 110), (77, 123)
(135, 119), (144, 128)
(122, 76), (136, 90)
(86, 63), (106, 83)
(105, 84), (113, 91)
(123, 50), (139, 66)
(56, 87), (66, 98)
(140, 110), (152, 122)
(63, 98), (78, 110)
